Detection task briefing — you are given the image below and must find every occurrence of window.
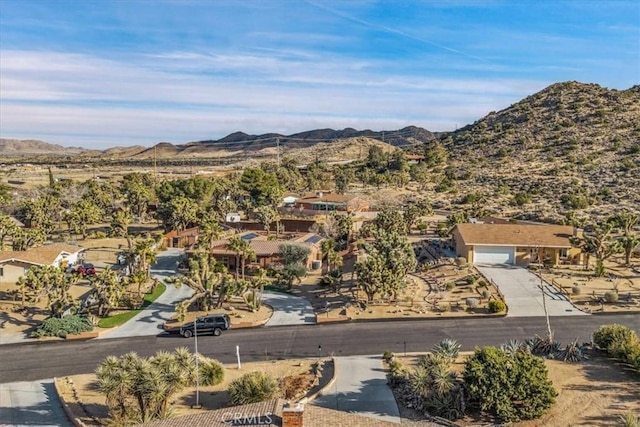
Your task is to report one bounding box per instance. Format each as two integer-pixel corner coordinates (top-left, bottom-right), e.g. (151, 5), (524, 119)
(560, 248), (568, 258)
(221, 256), (229, 265)
(0, 267), (3, 277)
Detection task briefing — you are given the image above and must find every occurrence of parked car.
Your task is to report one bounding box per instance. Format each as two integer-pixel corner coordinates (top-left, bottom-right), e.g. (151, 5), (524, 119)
(180, 314), (231, 338)
(76, 263), (97, 276)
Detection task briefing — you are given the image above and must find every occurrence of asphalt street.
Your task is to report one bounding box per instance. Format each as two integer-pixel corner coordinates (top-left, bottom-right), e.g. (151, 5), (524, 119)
(1, 314), (638, 383)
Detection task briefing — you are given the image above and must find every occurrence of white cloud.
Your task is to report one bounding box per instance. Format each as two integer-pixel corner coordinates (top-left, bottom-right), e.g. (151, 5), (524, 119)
(0, 49), (548, 149)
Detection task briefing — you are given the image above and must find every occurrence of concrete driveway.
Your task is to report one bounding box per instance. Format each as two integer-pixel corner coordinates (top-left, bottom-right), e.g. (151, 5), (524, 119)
(0, 380), (73, 427)
(476, 264), (589, 317)
(312, 356), (400, 424)
(98, 248), (193, 339)
(263, 291), (315, 326)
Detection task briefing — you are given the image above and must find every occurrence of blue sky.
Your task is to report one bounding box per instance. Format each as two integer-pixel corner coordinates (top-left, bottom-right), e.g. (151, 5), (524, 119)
(1, 0), (638, 149)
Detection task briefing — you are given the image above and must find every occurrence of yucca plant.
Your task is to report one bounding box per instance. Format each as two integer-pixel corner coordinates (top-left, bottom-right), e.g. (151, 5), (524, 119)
(559, 340), (588, 362)
(432, 338), (461, 361)
(501, 339), (527, 357)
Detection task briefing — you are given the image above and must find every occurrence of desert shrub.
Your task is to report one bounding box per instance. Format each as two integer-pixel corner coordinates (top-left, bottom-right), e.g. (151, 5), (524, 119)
(604, 291), (619, 303)
(228, 371), (279, 405)
(572, 285), (581, 295)
(446, 282), (456, 291)
(488, 299), (506, 313)
(481, 289), (491, 299)
(593, 324), (638, 351)
(456, 257), (467, 266)
(463, 347), (557, 423)
(466, 297), (479, 309)
(30, 315), (93, 338)
(382, 350), (395, 364)
(593, 324), (640, 372)
(199, 358), (225, 386)
(619, 412), (640, 427)
(466, 275), (477, 285)
(411, 353), (465, 420)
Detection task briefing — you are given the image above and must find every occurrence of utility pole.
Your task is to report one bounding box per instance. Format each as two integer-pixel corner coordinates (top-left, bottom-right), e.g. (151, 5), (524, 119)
(276, 137), (280, 167)
(153, 145), (158, 184)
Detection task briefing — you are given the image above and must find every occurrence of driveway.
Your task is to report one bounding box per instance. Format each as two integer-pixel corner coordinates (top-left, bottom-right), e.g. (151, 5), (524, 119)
(0, 380), (73, 427)
(476, 265), (589, 317)
(98, 248), (193, 339)
(263, 291), (315, 326)
(312, 356), (400, 424)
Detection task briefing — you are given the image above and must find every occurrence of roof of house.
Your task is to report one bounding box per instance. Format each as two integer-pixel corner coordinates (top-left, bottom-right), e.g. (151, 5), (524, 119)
(452, 223), (575, 248)
(211, 240), (311, 257)
(141, 398), (398, 427)
(0, 243), (85, 266)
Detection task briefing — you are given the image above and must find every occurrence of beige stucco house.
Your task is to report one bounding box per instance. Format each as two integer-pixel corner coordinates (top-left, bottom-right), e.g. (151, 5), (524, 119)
(0, 243), (85, 284)
(450, 223), (582, 266)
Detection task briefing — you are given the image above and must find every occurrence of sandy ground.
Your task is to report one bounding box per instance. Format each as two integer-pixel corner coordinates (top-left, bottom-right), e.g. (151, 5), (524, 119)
(393, 352), (640, 426)
(542, 257), (640, 314)
(295, 262), (503, 320)
(56, 358), (333, 426)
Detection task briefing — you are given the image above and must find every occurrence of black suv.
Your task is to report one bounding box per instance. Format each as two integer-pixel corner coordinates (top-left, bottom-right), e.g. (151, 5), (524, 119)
(180, 314), (231, 338)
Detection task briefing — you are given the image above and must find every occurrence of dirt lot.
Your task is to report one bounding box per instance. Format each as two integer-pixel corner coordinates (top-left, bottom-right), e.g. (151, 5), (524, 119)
(393, 352), (640, 426)
(56, 357), (333, 426)
(542, 257), (640, 314)
(295, 261), (504, 321)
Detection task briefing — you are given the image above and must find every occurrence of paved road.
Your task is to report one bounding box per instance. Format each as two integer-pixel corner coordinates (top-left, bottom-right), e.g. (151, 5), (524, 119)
(313, 356), (400, 424)
(2, 314), (638, 383)
(98, 248), (193, 339)
(263, 291), (315, 326)
(0, 380), (73, 427)
(476, 265), (588, 317)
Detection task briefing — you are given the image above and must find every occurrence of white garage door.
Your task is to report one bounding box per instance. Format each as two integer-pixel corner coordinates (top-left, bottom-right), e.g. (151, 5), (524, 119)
(474, 246), (514, 264)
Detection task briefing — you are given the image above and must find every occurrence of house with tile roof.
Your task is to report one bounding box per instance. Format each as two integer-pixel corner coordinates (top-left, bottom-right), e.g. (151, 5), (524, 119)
(198, 232), (324, 272)
(142, 399), (399, 427)
(451, 223), (583, 266)
(0, 243), (85, 284)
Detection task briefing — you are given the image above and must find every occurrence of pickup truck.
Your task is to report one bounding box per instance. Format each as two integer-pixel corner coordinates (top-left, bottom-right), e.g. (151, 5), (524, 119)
(179, 314), (231, 338)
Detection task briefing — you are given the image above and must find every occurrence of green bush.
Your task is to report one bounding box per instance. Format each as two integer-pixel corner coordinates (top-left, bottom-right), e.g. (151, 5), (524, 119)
(199, 358), (225, 386)
(593, 324), (638, 351)
(572, 286), (581, 295)
(228, 371), (279, 405)
(592, 324), (640, 372)
(488, 299), (506, 313)
(382, 350), (395, 363)
(463, 347), (557, 423)
(30, 315), (93, 338)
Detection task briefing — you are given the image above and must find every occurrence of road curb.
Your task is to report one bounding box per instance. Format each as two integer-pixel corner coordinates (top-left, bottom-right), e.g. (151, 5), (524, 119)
(53, 377), (88, 427)
(299, 358), (336, 404)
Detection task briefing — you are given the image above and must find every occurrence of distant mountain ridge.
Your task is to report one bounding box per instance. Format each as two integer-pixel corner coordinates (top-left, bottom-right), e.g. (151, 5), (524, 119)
(0, 126), (434, 159)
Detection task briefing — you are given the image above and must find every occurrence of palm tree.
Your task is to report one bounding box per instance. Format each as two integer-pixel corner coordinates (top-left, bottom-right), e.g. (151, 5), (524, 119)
(321, 238), (337, 273)
(226, 237), (255, 280)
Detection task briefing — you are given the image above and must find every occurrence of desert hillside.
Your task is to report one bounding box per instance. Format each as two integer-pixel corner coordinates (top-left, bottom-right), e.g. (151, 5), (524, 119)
(433, 81), (640, 221)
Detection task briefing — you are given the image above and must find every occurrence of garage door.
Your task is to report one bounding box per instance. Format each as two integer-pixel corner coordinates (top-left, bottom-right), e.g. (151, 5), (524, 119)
(474, 246), (514, 264)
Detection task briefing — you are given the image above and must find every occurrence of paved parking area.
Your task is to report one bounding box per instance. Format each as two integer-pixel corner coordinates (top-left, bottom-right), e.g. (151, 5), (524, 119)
(476, 265), (589, 317)
(312, 355), (400, 424)
(263, 292), (316, 326)
(0, 380), (73, 427)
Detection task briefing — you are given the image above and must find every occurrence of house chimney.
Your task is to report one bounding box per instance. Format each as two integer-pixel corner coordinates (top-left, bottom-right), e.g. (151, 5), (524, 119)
(316, 191), (323, 198)
(282, 402), (304, 427)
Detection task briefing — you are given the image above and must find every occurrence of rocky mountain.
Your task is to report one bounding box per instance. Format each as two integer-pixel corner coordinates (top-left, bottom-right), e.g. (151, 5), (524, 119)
(0, 139), (91, 156)
(433, 81), (640, 221)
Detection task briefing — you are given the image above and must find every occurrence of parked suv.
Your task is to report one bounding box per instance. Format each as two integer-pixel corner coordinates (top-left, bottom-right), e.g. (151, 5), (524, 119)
(180, 314), (231, 338)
